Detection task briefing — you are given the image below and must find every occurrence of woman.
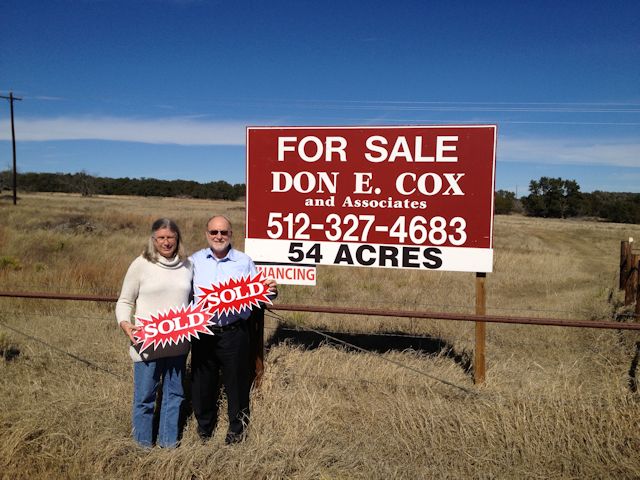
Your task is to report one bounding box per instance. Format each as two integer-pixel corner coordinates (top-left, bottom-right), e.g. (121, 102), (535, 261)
(116, 218), (192, 448)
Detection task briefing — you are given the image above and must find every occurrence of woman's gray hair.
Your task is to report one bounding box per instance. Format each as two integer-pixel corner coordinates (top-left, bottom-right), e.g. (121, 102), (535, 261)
(142, 218), (186, 262)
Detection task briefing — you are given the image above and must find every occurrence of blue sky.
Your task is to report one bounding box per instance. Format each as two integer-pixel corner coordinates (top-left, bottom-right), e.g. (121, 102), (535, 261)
(1, 0), (639, 194)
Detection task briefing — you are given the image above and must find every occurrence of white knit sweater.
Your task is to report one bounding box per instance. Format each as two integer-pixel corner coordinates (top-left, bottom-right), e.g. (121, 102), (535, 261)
(115, 254), (193, 362)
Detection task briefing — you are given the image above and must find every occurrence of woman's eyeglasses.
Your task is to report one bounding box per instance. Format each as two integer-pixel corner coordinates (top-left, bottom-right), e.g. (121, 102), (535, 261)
(154, 235), (177, 242)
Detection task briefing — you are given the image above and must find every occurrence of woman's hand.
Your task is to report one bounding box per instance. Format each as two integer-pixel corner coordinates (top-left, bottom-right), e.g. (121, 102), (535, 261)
(119, 321), (140, 343)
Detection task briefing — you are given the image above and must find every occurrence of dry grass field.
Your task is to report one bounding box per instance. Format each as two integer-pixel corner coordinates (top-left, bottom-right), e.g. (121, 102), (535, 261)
(1, 192), (639, 479)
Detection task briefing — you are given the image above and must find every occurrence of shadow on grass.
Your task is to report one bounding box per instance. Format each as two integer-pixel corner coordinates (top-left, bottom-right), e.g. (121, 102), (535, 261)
(265, 323), (473, 376)
(170, 314), (474, 442)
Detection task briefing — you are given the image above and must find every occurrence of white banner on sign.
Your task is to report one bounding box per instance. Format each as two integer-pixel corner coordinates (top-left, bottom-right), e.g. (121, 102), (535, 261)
(246, 238), (493, 273)
(256, 263), (317, 286)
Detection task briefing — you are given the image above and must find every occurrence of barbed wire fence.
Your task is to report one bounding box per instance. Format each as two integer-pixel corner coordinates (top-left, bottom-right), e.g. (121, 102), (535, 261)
(1, 289), (639, 396)
(0, 307), (478, 395)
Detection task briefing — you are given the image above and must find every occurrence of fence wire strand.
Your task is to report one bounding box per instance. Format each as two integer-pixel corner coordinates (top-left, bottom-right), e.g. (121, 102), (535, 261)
(0, 311), (477, 394)
(0, 320), (127, 380)
(1, 290), (637, 397)
(4, 285), (632, 318)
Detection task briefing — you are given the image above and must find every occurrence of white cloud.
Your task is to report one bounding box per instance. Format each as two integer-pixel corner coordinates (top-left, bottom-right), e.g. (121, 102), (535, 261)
(499, 137), (640, 168)
(0, 116), (247, 145)
(1, 116), (639, 169)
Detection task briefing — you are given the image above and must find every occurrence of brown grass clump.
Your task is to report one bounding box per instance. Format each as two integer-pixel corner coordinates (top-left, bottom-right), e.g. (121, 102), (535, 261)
(1, 192), (639, 479)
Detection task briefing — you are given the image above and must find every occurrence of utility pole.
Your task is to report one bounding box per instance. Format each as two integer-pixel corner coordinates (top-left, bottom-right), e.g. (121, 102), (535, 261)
(1, 92), (22, 205)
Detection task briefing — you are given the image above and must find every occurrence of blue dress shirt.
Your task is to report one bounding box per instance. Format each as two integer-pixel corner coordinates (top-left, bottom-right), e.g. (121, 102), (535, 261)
(190, 246), (258, 326)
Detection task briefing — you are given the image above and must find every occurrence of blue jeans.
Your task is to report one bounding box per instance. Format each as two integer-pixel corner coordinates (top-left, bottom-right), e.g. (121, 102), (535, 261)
(132, 355), (186, 448)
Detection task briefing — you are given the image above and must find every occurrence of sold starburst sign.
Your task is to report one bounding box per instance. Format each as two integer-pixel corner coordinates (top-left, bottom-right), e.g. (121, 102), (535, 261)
(133, 302), (215, 353)
(133, 273), (273, 353)
(195, 272), (273, 316)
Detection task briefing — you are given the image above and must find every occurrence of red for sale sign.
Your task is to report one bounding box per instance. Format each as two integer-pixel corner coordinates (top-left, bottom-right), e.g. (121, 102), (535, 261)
(245, 126), (496, 273)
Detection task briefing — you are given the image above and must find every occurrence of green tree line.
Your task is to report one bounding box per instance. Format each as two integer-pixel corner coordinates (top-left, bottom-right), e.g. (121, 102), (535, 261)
(496, 176), (640, 224)
(2, 171), (639, 224)
(0, 170), (245, 201)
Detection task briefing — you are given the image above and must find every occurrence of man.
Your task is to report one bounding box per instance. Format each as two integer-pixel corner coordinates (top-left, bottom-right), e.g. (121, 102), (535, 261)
(190, 215), (276, 444)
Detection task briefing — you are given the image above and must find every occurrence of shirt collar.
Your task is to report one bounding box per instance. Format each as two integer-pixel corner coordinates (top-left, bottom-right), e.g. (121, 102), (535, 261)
(206, 246), (236, 262)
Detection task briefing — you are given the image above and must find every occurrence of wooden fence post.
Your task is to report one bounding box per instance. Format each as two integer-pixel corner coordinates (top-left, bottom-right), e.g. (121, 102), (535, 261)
(635, 257), (640, 319)
(620, 240), (631, 290)
(474, 272), (486, 384)
(249, 307), (265, 390)
(625, 254), (639, 307)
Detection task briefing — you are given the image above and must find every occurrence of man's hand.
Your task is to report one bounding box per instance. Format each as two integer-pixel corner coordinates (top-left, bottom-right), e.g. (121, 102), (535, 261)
(119, 321), (140, 343)
(263, 278), (278, 298)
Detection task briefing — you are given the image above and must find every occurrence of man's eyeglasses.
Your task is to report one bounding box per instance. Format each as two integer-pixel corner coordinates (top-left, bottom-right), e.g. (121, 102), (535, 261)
(207, 230), (230, 236)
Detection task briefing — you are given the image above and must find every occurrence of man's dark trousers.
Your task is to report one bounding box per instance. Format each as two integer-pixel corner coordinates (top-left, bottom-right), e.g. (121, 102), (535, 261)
(191, 321), (251, 439)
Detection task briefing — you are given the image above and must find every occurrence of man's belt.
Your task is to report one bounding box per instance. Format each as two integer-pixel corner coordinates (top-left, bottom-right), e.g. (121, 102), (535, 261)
(208, 322), (241, 334)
